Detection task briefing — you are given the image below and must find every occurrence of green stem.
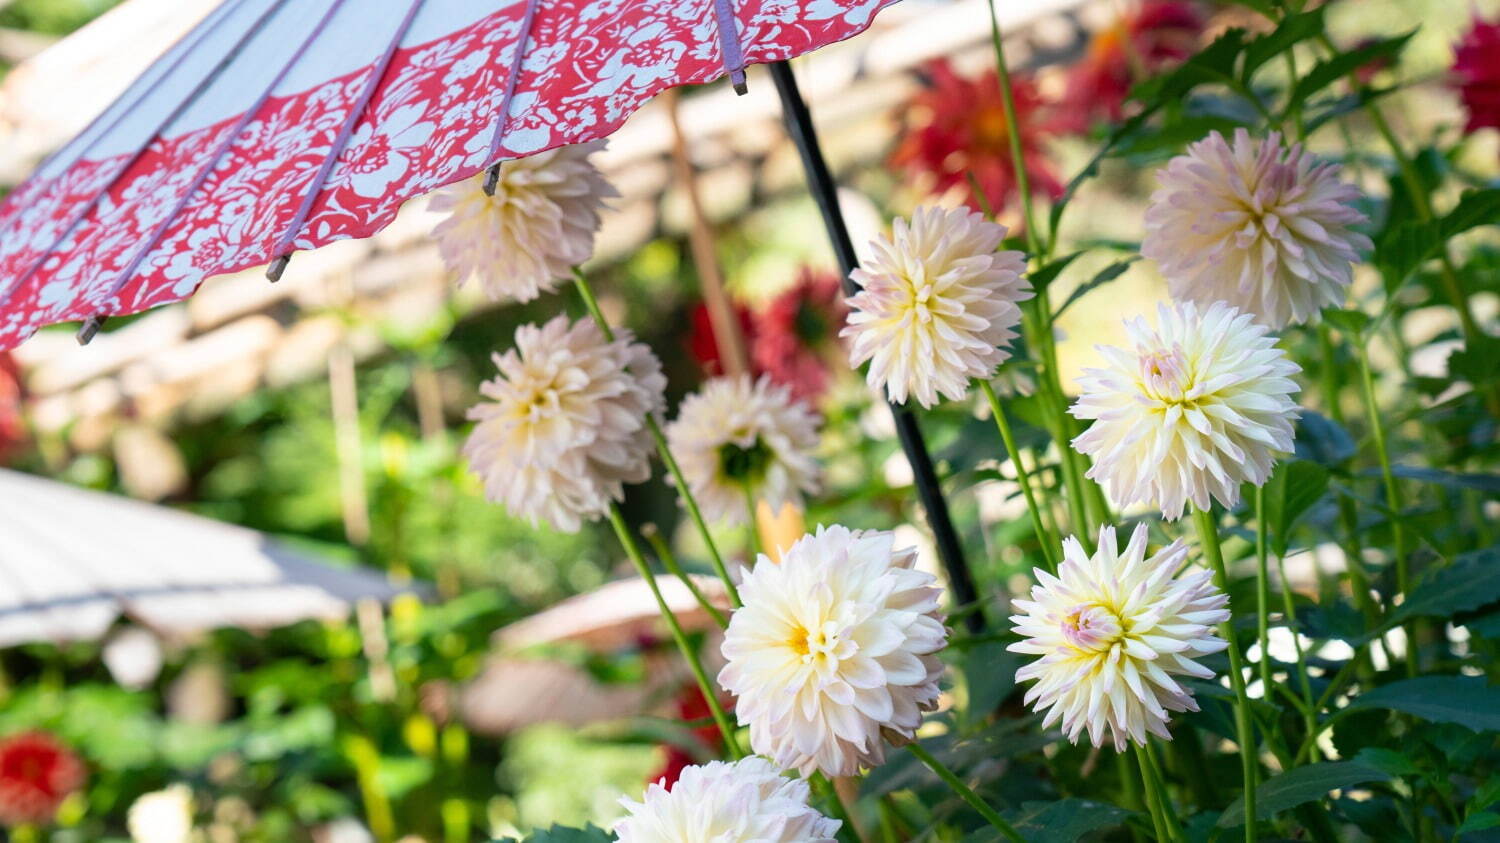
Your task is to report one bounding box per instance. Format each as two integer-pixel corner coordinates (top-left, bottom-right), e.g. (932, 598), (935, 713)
(1191, 507), (1258, 843)
(981, 380), (1059, 571)
(906, 742), (1025, 842)
(1254, 485), (1274, 699)
(1273, 551), (1318, 761)
(1353, 342), (1415, 678)
(641, 523), (728, 629)
(1136, 743), (1184, 843)
(572, 267), (741, 607)
(983, 0), (1042, 256)
(607, 504), (742, 757)
(744, 487), (763, 558)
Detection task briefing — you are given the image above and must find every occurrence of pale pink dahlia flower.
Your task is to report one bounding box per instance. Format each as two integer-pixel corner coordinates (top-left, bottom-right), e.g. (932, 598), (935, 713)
(1010, 524), (1230, 750)
(1142, 129), (1371, 329)
(614, 756), (840, 842)
(1070, 301), (1301, 520)
(842, 206), (1031, 408)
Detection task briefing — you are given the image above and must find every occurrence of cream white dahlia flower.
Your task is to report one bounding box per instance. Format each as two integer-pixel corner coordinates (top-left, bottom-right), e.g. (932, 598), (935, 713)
(718, 525), (947, 777)
(1009, 524), (1230, 750)
(429, 140), (617, 303)
(614, 756), (840, 842)
(665, 375), (821, 526)
(1142, 129), (1371, 329)
(842, 205), (1032, 408)
(1070, 301), (1301, 520)
(128, 784), (193, 843)
(463, 315), (665, 532)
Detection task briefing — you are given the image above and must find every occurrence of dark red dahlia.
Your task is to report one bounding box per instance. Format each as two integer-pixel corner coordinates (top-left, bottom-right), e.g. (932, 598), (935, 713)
(685, 301), (756, 379)
(0, 352), (24, 465)
(1453, 14), (1500, 136)
(751, 268), (847, 404)
(889, 59), (1063, 213)
(0, 732), (85, 826)
(1059, 1), (1203, 130)
(646, 684), (727, 789)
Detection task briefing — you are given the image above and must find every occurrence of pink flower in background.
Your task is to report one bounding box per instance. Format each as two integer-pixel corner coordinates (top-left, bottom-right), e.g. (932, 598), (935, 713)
(751, 267), (846, 403)
(1059, 1), (1203, 130)
(1453, 14), (1500, 137)
(0, 731), (85, 827)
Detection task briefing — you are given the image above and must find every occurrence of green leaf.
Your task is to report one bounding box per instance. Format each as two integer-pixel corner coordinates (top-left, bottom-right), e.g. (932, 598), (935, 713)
(1113, 115), (1248, 160)
(1322, 308), (1371, 338)
(1262, 460), (1330, 557)
(958, 641), (1018, 728)
(1242, 8), (1324, 83)
(1218, 761), (1389, 827)
(1353, 747), (1422, 778)
(1029, 251), (1086, 293)
(1293, 410), (1356, 466)
(1006, 799), (1131, 843)
(494, 824), (613, 843)
(1389, 545), (1500, 626)
(1458, 811), (1500, 835)
(1344, 676), (1500, 732)
(1130, 29), (1246, 107)
(1053, 258), (1138, 320)
(1387, 465), (1500, 493)
(1287, 32), (1413, 113)
(1377, 188), (1500, 287)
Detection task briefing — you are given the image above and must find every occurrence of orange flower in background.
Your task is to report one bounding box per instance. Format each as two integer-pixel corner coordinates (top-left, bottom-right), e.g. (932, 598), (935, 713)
(890, 59), (1063, 214)
(1453, 13), (1500, 137)
(0, 732), (85, 827)
(1059, 1), (1203, 130)
(751, 267), (847, 404)
(0, 352), (24, 465)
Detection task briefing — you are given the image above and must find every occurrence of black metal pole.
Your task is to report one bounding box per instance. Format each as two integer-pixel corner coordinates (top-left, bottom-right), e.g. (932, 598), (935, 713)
(768, 60), (982, 632)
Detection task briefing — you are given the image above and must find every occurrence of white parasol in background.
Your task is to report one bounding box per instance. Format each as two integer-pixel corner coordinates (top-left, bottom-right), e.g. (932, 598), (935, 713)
(0, 467), (417, 646)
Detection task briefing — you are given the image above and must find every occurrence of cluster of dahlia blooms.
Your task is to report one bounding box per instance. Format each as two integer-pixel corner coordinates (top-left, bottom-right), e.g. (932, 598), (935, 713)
(843, 206), (1032, 408)
(462, 315), (665, 532)
(665, 375), (821, 527)
(1070, 301), (1301, 520)
(1142, 129), (1371, 329)
(718, 525), (948, 776)
(429, 140), (616, 303)
(1009, 525), (1230, 750)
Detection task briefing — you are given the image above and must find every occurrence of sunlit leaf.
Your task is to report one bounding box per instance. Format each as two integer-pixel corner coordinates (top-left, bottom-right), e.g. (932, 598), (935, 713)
(1241, 8), (1324, 83)
(1345, 676), (1500, 732)
(1287, 32), (1413, 114)
(1389, 545), (1500, 626)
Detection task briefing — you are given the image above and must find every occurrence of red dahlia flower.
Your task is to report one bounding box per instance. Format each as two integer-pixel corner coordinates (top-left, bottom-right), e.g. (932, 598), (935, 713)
(0, 732), (85, 827)
(685, 301), (756, 379)
(890, 59), (1063, 213)
(1060, 1), (1203, 130)
(751, 268), (846, 404)
(0, 353), (24, 464)
(1453, 14), (1500, 136)
(647, 685), (727, 789)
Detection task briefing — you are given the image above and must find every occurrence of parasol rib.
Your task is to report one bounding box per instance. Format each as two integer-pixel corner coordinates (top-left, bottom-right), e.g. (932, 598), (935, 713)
(711, 0), (748, 95)
(0, 0), (269, 313)
(84, 0), (354, 342)
(266, 0), (427, 282)
(481, 0), (543, 196)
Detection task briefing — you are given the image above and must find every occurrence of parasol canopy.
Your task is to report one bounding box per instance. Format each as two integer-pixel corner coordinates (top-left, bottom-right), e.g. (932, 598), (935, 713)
(0, 468), (417, 646)
(0, 0), (897, 350)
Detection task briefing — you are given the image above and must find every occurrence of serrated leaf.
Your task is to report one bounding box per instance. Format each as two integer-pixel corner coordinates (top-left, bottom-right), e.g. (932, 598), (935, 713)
(1389, 545), (1500, 626)
(1242, 8), (1324, 83)
(1029, 251), (1086, 293)
(1377, 188), (1500, 288)
(493, 824), (613, 843)
(1218, 761), (1388, 827)
(1263, 460), (1330, 557)
(1344, 676), (1500, 732)
(1287, 32), (1413, 113)
(1007, 799), (1131, 843)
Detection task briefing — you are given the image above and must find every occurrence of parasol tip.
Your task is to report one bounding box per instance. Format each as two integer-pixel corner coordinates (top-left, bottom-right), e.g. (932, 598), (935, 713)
(482, 164), (501, 196)
(77, 315), (106, 345)
(266, 254), (291, 283)
(731, 69), (748, 95)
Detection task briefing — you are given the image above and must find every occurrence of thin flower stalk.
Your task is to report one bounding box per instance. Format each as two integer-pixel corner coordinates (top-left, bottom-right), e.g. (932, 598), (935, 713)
(572, 267), (741, 607)
(980, 380), (1059, 571)
(906, 742), (1025, 842)
(1191, 507), (1258, 843)
(1255, 486), (1274, 698)
(1135, 743), (1184, 843)
(640, 523), (727, 630)
(606, 503), (741, 758)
